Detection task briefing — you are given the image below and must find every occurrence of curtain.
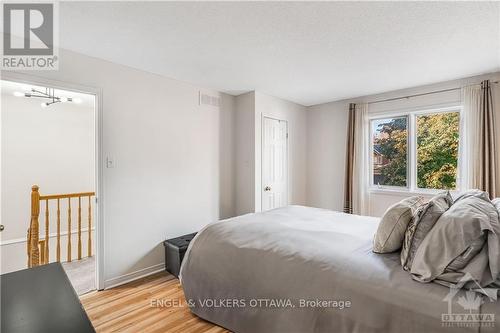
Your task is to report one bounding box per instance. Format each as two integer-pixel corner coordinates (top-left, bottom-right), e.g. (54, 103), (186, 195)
(343, 104), (356, 213)
(344, 103), (370, 215)
(461, 85), (481, 190)
(478, 80), (497, 197)
(462, 80), (497, 198)
(353, 103), (370, 215)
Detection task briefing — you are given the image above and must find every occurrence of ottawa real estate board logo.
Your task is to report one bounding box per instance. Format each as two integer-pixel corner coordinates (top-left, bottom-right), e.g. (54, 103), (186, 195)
(2, 1), (58, 70)
(442, 273), (496, 328)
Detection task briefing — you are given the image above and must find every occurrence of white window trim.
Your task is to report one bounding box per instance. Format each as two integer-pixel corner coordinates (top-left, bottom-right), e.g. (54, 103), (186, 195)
(368, 105), (463, 195)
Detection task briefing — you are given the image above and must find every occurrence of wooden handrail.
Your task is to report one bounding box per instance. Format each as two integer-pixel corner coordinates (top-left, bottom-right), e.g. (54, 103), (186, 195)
(27, 185), (95, 268)
(39, 192), (95, 200)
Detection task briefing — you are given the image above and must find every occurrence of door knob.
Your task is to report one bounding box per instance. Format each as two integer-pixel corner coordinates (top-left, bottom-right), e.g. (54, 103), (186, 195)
(264, 186), (271, 191)
(0, 225), (4, 232)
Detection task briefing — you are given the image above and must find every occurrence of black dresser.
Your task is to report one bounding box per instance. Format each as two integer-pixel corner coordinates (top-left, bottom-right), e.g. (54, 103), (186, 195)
(1, 263), (95, 333)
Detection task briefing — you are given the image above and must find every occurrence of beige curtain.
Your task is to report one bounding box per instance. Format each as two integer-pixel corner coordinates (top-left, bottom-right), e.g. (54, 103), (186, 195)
(478, 80), (497, 197)
(352, 104), (370, 215)
(462, 80), (497, 198)
(343, 104), (356, 213)
(344, 103), (370, 215)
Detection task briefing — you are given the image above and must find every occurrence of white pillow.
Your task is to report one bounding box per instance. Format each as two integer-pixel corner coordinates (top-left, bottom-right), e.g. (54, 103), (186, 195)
(373, 196), (425, 253)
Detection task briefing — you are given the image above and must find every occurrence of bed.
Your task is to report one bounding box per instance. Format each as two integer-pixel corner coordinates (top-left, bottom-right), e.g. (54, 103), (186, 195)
(180, 205), (500, 333)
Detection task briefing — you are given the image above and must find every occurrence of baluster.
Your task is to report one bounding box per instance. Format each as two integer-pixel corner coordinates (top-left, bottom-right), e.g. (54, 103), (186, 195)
(56, 199), (61, 262)
(39, 240), (46, 264)
(88, 196), (92, 257)
(78, 197), (82, 260)
(45, 200), (49, 264)
(27, 229), (31, 267)
(67, 198), (72, 262)
(29, 185), (40, 267)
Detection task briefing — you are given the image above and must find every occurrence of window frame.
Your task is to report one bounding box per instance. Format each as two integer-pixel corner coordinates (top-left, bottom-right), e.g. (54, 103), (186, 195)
(368, 105), (462, 195)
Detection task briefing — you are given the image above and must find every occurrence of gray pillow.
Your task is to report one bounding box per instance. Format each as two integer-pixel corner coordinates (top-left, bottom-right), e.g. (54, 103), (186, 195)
(445, 235), (486, 272)
(401, 191), (453, 270)
(455, 189), (491, 203)
(373, 196), (424, 253)
(410, 192), (497, 283)
(493, 198), (500, 215)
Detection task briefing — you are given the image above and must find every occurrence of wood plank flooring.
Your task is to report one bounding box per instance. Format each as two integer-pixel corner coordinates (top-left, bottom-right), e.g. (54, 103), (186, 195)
(81, 272), (229, 333)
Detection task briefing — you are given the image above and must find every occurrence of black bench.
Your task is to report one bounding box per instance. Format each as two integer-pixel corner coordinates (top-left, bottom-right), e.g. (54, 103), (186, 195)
(163, 232), (197, 278)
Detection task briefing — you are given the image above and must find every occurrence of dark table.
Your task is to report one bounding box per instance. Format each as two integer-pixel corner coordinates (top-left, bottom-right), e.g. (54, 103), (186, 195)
(1, 262), (95, 333)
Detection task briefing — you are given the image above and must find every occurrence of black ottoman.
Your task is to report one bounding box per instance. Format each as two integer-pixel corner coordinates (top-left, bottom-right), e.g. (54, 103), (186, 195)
(163, 232), (197, 278)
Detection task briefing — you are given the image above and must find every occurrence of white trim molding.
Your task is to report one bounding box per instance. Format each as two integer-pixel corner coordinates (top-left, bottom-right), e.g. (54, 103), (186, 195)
(0, 227), (96, 246)
(104, 263), (165, 289)
(1, 71), (105, 290)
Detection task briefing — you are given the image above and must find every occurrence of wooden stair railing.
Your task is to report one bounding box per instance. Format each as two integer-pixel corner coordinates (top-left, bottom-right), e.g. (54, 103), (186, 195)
(27, 185), (95, 268)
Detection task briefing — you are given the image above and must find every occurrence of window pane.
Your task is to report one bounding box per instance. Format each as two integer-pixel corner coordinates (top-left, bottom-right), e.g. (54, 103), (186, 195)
(417, 112), (460, 190)
(372, 117), (408, 187)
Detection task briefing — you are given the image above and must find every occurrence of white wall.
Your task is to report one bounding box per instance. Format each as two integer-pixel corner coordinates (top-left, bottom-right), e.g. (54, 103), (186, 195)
(2, 48), (236, 286)
(1, 92), (95, 273)
(219, 94), (236, 219)
(234, 91), (308, 215)
(234, 92), (256, 215)
(306, 72), (500, 217)
(306, 100), (349, 212)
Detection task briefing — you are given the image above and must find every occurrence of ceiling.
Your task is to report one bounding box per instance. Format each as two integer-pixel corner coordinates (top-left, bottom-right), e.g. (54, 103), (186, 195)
(57, 1), (500, 106)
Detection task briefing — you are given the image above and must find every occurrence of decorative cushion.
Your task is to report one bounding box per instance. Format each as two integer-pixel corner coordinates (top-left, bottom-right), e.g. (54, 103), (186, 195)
(455, 189), (491, 202)
(373, 196), (425, 253)
(445, 235), (486, 272)
(493, 198), (500, 214)
(445, 191), (498, 277)
(410, 191), (497, 283)
(401, 191), (453, 270)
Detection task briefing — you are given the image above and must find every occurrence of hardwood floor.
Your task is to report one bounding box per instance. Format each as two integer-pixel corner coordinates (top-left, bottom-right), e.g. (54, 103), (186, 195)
(81, 271), (229, 333)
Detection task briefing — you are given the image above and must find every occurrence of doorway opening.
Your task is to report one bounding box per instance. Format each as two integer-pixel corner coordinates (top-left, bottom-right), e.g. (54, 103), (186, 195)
(261, 116), (288, 211)
(1, 79), (100, 295)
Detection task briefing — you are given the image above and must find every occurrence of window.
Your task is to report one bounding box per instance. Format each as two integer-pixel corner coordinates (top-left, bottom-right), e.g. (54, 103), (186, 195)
(371, 108), (460, 192)
(416, 112), (460, 190)
(372, 117), (408, 187)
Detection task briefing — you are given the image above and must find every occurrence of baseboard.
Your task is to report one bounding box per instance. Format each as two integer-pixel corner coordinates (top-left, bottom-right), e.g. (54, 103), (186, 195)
(104, 262), (165, 289)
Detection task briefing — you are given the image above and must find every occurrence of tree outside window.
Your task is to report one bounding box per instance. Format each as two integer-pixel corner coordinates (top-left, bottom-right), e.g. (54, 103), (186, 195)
(371, 110), (460, 190)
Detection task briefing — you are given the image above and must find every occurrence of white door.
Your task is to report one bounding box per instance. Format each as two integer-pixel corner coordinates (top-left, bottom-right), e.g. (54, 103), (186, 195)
(262, 117), (288, 211)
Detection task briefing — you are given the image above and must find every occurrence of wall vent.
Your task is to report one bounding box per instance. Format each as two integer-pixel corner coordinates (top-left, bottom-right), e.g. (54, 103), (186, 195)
(199, 92), (220, 107)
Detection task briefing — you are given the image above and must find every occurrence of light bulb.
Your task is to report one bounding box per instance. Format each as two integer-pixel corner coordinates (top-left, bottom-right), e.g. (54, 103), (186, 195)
(41, 102), (49, 108)
(13, 91), (24, 97)
(73, 98), (82, 104)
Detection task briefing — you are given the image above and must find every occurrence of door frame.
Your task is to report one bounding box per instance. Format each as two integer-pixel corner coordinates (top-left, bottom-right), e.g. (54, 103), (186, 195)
(1, 72), (105, 290)
(261, 115), (289, 211)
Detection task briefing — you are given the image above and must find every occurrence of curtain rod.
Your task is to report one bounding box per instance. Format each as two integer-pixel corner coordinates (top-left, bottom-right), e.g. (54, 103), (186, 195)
(367, 80), (499, 105)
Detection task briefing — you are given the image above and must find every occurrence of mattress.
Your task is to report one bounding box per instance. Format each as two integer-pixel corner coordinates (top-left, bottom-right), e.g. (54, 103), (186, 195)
(180, 205), (500, 333)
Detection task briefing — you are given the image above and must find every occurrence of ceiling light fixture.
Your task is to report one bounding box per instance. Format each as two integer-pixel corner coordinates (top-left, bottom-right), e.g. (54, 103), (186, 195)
(12, 87), (83, 108)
